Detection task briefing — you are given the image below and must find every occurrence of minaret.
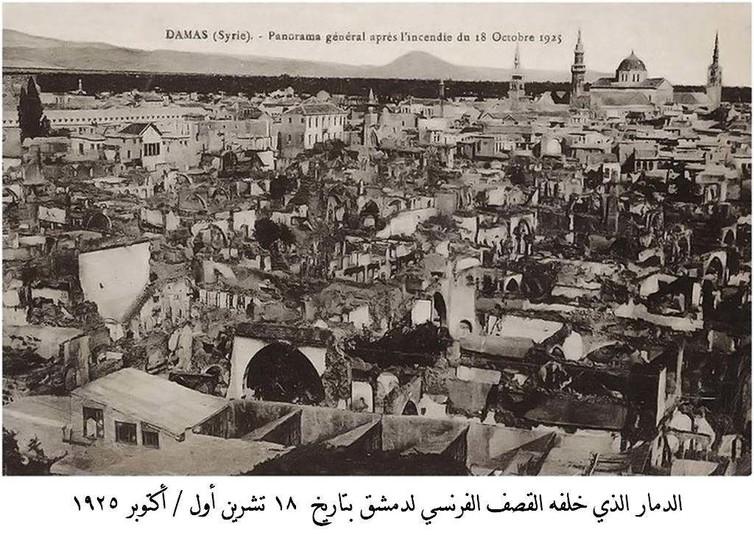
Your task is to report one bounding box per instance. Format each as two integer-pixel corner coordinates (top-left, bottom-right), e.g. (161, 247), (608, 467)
(364, 88), (378, 147)
(439, 78), (446, 116)
(510, 44), (525, 104)
(706, 31), (723, 110)
(570, 29), (586, 105)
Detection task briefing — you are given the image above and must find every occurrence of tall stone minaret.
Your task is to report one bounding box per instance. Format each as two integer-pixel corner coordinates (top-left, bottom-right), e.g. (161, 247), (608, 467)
(363, 88), (378, 147)
(510, 44), (525, 103)
(570, 29), (586, 105)
(438, 78), (446, 116)
(706, 31), (723, 110)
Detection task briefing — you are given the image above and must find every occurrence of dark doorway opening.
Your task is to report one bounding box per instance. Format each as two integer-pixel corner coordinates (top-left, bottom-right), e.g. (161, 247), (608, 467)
(244, 342), (325, 405)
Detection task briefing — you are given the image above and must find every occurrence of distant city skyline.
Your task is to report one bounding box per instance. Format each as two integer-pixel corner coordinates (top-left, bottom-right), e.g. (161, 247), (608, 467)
(2, 2), (752, 85)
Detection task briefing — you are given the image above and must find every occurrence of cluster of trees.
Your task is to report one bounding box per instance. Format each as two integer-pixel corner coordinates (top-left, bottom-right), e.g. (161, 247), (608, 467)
(41, 71), (713, 103)
(2, 428), (63, 475)
(520, 261), (559, 301)
(253, 218), (296, 251)
(17, 76), (49, 141)
(344, 320), (452, 367)
(269, 175), (295, 202)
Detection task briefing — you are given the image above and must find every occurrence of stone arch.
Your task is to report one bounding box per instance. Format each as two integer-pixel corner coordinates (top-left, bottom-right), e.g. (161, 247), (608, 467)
(704, 256), (723, 277)
(193, 222), (228, 250)
(85, 212), (112, 231)
(242, 341), (325, 404)
(351, 381), (374, 412)
(402, 400), (419, 415)
(360, 199), (381, 220)
(210, 186), (231, 203)
(359, 200), (381, 229)
(175, 173), (193, 186)
(432, 292), (447, 327)
(387, 198), (404, 215)
(458, 319), (473, 335)
(3, 186), (20, 204)
(202, 364), (224, 376)
(184, 192), (209, 211)
(506, 278), (519, 293)
(705, 255), (725, 280)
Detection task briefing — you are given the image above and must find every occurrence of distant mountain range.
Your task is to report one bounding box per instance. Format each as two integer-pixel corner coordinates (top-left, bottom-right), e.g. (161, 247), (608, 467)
(3, 29), (610, 82)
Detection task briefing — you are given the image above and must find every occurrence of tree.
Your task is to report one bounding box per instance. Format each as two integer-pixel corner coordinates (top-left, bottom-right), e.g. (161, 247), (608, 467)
(321, 339), (351, 406)
(2, 428), (65, 475)
(520, 261), (558, 301)
(254, 218), (296, 251)
(269, 176), (290, 201)
(254, 218), (282, 250)
(18, 76), (48, 141)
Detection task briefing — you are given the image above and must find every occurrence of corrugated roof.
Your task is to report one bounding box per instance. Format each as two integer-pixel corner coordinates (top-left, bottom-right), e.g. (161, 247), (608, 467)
(72, 368), (228, 437)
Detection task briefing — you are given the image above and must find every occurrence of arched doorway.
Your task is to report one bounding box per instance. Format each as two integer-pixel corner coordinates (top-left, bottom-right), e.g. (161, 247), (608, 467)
(194, 223), (228, 251)
(86, 212), (112, 231)
(458, 319), (473, 335)
(360, 200), (380, 221)
(705, 256), (725, 281)
(402, 400), (418, 415)
(243, 342), (325, 404)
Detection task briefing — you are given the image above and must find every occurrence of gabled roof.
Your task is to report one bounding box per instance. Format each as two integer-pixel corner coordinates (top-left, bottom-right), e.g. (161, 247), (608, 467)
(72, 368), (228, 437)
(640, 77), (672, 89)
(118, 122), (161, 136)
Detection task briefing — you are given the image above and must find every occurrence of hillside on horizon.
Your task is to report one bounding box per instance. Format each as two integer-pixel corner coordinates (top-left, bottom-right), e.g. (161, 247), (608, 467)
(3, 29), (610, 82)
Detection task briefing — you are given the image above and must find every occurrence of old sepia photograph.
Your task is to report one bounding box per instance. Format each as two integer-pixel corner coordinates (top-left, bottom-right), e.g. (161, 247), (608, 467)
(1, 1), (751, 477)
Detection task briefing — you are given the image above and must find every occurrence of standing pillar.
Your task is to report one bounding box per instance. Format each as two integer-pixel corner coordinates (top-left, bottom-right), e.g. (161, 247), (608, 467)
(675, 339), (685, 399)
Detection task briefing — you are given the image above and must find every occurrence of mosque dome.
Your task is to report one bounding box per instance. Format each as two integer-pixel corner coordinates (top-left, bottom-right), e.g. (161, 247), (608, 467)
(617, 51), (647, 72)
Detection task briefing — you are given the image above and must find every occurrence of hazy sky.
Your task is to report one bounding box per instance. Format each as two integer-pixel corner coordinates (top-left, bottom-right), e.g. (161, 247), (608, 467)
(3, 2), (752, 85)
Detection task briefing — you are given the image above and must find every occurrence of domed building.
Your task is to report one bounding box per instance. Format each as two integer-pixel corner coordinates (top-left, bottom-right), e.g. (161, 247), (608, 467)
(615, 51), (648, 83)
(589, 50), (674, 109)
